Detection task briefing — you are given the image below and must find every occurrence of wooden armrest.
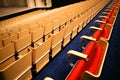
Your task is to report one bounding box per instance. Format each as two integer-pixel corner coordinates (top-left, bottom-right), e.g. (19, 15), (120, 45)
(80, 35), (96, 41)
(80, 36), (96, 49)
(106, 6), (112, 9)
(104, 9), (112, 12)
(99, 16), (109, 19)
(67, 50), (88, 60)
(102, 12), (110, 15)
(67, 50), (88, 67)
(44, 77), (54, 80)
(89, 26), (103, 30)
(95, 20), (106, 24)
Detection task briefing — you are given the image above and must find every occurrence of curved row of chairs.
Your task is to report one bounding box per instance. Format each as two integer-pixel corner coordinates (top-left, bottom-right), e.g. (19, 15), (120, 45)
(66, 0), (120, 80)
(0, 0), (110, 80)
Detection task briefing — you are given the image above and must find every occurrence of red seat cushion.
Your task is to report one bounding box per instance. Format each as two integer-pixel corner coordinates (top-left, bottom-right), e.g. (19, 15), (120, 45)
(104, 18), (109, 23)
(67, 60), (86, 80)
(100, 24), (106, 29)
(92, 30), (102, 40)
(102, 29), (109, 39)
(108, 19), (113, 24)
(83, 41), (96, 56)
(107, 13), (112, 18)
(87, 46), (103, 74)
(67, 41), (96, 80)
(67, 45), (103, 80)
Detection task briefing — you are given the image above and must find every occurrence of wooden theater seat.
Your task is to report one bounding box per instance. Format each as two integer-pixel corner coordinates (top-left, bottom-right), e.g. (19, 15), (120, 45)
(77, 20), (83, 33)
(0, 40), (3, 48)
(32, 35), (52, 72)
(2, 34), (17, 46)
(17, 23), (29, 32)
(66, 38), (108, 80)
(28, 23), (40, 32)
(51, 28), (65, 58)
(101, 24), (113, 40)
(44, 22), (53, 40)
(52, 19), (61, 33)
(71, 20), (79, 39)
(0, 32), (9, 40)
(63, 24), (72, 47)
(31, 27), (44, 45)
(0, 47), (32, 80)
(0, 43), (15, 66)
(14, 34), (31, 52)
(0, 29), (17, 46)
(17, 28), (29, 39)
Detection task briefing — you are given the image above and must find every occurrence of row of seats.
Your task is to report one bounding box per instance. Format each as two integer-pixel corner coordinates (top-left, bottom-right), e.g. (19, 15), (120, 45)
(0, 0), (109, 48)
(0, 10), (46, 28)
(66, 0), (120, 80)
(0, 0), (110, 80)
(0, 0), (108, 34)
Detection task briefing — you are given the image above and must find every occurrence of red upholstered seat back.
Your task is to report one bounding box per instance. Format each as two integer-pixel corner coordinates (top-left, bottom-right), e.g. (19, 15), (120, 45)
(104, 7), (114, 24)
(87, 46), (103, 74)
(100, 24), (106, 29)
(67, 41), (96, 80)
(92, 30), (102, 40)
(93, 24), (110, 40)
(106, 14), (113, 24)
(103, 17), (113, 24)
(102, 28), (110, 39)
(104, 18), (109, 23)
(67, 60), (87, 80)
(108, 19), (113, 24)
(83, 41), (96, 58)
(91, 24), (105, 40)
(67, 42), (104, 80)
(107, 13), (112, 18)
(110, 7), (115, 13)
(89, 22), (110, 41)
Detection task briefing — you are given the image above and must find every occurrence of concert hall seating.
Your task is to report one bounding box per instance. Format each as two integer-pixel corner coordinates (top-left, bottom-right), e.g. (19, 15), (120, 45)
(95, 0), (119, 25)
(62, 25), (71, 47)
(0, 43), (15, 66)
(66, 38), (108, 80)
(51, 27), (65, 58)
(0, 0), (114, 79)
(87, 24), (113, 41)
(87, 1), (119, 41)
(66, 0), (120, 80)
(0, 46), (32, 80)
(30, 26), (44, 46)
(95, 7), (119, 26)
(32, 35), (52, 73)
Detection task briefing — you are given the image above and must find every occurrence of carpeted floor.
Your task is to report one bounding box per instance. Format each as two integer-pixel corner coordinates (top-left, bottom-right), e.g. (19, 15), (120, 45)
(33, 1), (120, 80)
